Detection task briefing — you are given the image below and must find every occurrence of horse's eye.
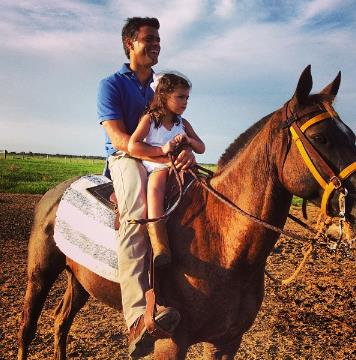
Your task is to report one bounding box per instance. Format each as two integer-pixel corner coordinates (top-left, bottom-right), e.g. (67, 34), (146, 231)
(311, 133), (327, 144)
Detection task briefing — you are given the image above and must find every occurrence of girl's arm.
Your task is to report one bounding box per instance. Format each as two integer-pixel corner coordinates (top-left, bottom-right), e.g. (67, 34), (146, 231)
(181, 119), (205, 154)
(128, 114), (171, 161)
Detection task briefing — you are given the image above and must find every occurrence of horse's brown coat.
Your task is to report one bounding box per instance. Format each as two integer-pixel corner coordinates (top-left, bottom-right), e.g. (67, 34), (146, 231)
(18, 66), (356, 360)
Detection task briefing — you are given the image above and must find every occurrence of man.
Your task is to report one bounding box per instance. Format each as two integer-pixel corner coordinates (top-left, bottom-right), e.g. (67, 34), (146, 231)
(97, 17), (195, 358)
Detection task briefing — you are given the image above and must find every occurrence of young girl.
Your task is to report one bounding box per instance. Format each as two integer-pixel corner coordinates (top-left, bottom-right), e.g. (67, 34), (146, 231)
(128, 72), (205, 268)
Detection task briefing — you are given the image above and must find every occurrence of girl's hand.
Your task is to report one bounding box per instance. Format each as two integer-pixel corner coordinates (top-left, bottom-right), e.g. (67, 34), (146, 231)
(174, 134), (190, 145)
(161, 139), (176, 154)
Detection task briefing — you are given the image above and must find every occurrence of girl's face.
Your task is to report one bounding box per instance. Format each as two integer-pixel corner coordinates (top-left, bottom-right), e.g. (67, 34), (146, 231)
(165, 86), (190, 116)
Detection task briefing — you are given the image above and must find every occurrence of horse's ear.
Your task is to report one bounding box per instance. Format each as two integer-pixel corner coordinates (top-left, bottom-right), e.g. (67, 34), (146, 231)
(292, 65), (313, 105)
(320, 71), (341, 98)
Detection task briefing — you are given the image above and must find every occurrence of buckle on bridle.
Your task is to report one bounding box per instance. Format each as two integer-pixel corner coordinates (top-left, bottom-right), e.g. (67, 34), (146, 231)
(281, 113), (298, 129)
(329, 176), (342, 190)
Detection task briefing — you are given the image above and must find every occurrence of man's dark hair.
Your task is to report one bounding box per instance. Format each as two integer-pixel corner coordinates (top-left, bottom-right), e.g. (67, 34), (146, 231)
(122, 17), (160, 59)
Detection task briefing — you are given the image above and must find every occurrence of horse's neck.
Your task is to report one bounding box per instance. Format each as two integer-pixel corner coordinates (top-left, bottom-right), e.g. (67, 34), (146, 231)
(213, 123), (289, 212)
(204, 125), (292, 268)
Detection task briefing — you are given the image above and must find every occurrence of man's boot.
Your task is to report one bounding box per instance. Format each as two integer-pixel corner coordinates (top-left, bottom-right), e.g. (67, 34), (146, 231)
(128, 305), (180, 359)
(146, 221), (171, 268)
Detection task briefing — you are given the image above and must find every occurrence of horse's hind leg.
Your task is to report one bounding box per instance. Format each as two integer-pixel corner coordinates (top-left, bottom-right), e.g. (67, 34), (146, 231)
(54, 267), (89, 360)
(18, 237), (66, 360)
(18, 178), (78, 359)
(18, 267), (63, 360)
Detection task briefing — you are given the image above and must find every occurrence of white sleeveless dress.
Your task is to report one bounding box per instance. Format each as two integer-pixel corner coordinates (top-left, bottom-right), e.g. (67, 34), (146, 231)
(142, 117), (186, 173)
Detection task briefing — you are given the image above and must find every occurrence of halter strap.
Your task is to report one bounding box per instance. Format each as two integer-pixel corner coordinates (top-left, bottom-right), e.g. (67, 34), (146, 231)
(320, 162), (356, 214)
(290, 122), (328, 189)
(300, 112), (330, 132)
(288, 101), (356, 216)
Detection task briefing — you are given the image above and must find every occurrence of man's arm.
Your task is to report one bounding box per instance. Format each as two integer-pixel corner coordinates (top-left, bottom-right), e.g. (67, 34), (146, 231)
(128, 114), (172, 157)
(102, 120), (130, 152)
(103, 118), (168, 163)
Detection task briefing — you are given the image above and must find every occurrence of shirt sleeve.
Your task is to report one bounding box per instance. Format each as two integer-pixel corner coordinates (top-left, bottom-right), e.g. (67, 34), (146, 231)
(97, 78), (123, 124)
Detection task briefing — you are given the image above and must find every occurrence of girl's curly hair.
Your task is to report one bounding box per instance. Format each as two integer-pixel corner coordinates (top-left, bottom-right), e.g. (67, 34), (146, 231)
(146, 73), (191, 128)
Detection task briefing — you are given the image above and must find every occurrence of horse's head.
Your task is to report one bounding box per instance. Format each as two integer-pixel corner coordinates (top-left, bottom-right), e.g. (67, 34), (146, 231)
(279, 65), (356, 226)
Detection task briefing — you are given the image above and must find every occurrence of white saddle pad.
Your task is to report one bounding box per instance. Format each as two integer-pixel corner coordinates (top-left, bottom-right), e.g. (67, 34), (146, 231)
(54, 175), (119, 283)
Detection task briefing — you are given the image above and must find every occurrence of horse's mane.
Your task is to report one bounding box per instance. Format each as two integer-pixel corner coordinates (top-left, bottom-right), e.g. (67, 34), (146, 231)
(217, 112), (274, 171)
(216, 93), (336, 173)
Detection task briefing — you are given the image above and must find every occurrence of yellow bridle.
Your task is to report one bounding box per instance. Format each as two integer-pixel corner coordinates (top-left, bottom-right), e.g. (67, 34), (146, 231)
(289, 102), (356, 216)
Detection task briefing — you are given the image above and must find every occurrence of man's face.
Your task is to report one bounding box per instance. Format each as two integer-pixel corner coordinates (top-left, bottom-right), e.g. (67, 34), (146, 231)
(129, 26), (160, 66)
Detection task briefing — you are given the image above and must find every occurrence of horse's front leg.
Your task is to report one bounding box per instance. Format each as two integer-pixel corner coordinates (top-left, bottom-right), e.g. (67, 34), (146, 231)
(154, 335), (188, 360)
(202, 341), (241, 360)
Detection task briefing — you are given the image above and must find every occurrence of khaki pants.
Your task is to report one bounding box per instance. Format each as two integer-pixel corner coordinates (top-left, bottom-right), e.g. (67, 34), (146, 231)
(108, 154), (149, 329)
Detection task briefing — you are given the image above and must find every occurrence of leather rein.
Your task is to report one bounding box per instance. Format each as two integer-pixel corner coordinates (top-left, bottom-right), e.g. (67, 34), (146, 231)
(132, 101), (355, 243)
(192, 101), (356, 244)
(137, 102), (356, 330)
(188, 102), (356, 285)
(129, 101), (355, 291)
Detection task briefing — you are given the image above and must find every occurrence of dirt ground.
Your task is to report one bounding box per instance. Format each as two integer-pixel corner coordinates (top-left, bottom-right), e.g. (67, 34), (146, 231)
(0, 193), (355, 359)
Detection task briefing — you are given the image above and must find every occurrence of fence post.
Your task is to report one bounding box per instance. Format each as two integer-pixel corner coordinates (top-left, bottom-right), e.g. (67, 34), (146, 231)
(0, 150), (7, 159)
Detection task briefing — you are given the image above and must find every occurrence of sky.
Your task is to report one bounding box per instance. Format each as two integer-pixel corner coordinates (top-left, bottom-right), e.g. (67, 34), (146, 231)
(0, 0), (355, 164)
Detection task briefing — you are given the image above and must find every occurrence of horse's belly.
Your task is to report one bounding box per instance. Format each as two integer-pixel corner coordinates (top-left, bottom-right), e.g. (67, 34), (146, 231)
(67, 258), (122, 310)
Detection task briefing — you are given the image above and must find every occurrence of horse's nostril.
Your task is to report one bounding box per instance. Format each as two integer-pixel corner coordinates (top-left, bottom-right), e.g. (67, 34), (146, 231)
(350, 208), (356, 221)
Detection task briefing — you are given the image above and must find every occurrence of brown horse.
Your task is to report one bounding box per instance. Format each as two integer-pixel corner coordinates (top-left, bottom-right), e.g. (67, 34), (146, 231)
(18, 66), (356, 360)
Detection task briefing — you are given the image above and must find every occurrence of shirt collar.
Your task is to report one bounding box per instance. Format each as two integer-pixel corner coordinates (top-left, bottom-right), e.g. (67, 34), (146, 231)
(118, 63), (155, 81)
(119, 63), (133, 75)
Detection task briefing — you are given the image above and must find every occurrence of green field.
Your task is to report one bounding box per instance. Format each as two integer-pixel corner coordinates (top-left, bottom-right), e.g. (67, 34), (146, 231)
(0, 154), (301, 205)
(0, 155), (105, 194)
(0, 154), (216, 194)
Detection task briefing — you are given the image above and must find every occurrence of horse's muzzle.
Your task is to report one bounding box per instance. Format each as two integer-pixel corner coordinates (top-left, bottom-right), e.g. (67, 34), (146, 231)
(347, 192), (356, 225)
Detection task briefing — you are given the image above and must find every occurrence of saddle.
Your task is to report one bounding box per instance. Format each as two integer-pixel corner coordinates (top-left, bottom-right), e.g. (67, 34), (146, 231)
(87, 170), (194, 230)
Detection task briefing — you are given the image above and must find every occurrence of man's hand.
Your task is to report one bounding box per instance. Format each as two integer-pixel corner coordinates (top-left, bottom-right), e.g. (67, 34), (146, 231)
(173, 146), (196, 170)
(161, 139), (176, 155)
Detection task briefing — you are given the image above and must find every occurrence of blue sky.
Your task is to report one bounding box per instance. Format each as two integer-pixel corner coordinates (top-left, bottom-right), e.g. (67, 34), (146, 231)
(1, 0), (355, 163)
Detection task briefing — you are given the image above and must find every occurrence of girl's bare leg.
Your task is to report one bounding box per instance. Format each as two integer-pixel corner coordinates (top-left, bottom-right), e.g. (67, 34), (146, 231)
(146, 169), (171, 267)
(147, 169), (168, 218)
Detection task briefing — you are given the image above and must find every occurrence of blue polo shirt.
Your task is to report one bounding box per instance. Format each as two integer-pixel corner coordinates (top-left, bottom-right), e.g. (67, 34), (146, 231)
(97, 63), (154, 156)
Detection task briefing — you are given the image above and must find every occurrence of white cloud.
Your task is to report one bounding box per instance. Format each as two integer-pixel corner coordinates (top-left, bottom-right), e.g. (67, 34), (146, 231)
(0, 0), (355, 162)
(109, 0), (207, 47)
(0, 1), (115, 54)
(213, 0), (236, 19)
(295, 0), (351, 25)
(303, 0), (344, 19)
